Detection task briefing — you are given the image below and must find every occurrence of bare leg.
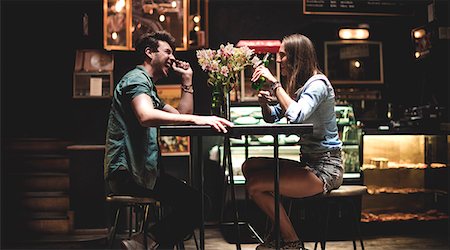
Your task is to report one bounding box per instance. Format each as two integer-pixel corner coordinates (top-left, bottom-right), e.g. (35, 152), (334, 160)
(243, 158), (324, 242)
(251, 190), (298, 241)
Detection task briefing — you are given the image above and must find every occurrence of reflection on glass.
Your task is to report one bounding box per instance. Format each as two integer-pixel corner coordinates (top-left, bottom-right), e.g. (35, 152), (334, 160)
(106, 0), (129, 48)
(325, 41), (384, 84)
(132, 0), (187, 50)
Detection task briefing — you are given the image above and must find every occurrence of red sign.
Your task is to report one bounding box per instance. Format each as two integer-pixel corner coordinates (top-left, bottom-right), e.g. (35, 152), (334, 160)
(236, 40), (281, 53)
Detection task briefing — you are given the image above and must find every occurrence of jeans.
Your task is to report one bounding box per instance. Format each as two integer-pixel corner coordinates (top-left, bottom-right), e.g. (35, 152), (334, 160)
(301, 149), (344, 193)
(108, 170), (205, 246)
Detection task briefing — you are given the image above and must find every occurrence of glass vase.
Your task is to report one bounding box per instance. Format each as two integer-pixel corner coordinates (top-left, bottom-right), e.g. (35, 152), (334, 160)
(211, 83), (230, 120)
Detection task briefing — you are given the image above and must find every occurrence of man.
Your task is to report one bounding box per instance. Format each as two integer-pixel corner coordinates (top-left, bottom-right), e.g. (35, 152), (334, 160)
(104, 31), (233, 249)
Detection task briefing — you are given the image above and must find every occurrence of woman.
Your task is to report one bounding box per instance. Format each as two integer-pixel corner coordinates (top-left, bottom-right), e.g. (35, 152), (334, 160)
(242, 34), (343, 250)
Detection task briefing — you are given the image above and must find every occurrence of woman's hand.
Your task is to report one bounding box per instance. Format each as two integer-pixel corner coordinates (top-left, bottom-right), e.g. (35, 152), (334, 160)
(251, 65), (277, 84)
(258, 90), (277, 105)
(193, 116), (234, 133)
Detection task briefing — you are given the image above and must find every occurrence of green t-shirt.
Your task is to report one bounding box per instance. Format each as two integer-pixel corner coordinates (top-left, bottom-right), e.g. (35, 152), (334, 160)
(104, 65), (166, 190)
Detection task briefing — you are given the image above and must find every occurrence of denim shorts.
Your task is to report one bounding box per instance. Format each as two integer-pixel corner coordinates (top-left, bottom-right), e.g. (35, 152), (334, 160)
(300, 149), (344, 193)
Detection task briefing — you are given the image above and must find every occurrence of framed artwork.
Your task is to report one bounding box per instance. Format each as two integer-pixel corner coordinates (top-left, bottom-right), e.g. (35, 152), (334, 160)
(104, 0), (132, 50)
(132, 0), (188, 50)
(156, 84), (182, 107)
(73, 50), (114, 98)
(104, 0), (208, 51)
(159, 135), (190, 156)
(324, 40), (384, 84)
(157, 84), (190, 156)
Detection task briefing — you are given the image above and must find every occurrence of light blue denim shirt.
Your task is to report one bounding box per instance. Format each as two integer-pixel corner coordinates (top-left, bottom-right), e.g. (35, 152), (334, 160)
(104, 66), (166, 190)
(269, 74), (342, 154)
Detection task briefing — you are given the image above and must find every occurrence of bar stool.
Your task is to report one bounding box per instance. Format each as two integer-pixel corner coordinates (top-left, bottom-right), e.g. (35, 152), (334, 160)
(315, 185), (367, 250)
(105, 195), (161, 249)
(287, 185), (367, 250)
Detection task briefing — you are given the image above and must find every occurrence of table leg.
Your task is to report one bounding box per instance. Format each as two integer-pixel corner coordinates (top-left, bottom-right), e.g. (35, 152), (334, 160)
(225, 136), (241, 250)
(198, 136), (205, 250)
(274, 135), (280, 249)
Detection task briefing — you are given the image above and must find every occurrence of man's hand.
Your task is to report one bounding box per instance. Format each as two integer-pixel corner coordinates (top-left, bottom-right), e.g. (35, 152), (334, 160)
(172, 59), (193, 82)
(193, 116), (234, 133)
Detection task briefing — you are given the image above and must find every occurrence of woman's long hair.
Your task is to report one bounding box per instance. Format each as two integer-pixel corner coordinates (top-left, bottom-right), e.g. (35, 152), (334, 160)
(282, 34), (322, 97)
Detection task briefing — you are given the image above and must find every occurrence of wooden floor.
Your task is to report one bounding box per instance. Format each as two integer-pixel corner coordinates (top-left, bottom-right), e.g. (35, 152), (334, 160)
(4, 224), (448, 249)
(179, 226), (449, 250)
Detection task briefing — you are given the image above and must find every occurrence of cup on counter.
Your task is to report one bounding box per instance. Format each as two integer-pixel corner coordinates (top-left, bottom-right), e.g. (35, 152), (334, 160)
(370, 157), (389, 168)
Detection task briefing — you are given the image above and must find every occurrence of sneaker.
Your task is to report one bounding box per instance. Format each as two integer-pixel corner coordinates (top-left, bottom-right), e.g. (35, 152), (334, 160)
(281, 240), (308, 250)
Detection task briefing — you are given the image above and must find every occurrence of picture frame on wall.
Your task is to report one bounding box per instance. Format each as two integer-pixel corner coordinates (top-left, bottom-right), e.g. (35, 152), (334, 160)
(104, 0), (132, 50)
(324, 40), (384, 84)
(103, 0), (208, 51)
(132, 0), (188, 50)
(157, 84), (190, 156)
(73, 49), (114, 98)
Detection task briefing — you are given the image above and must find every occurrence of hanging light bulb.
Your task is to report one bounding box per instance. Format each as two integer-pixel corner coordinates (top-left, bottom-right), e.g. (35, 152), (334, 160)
(159, 15), (166, 22)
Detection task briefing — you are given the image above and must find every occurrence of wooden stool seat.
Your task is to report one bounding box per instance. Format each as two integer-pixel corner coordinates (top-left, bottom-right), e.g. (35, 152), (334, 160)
(106, 195), (158, 205)
(325, 185), (367, 197)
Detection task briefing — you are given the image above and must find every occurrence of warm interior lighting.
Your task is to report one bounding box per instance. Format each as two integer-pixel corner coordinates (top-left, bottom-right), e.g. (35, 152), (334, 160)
(354, 60), (361, 68)
(114, 0), (125, 12)
(193, 15), (201, 23)
(159, 14), (166, 22)
(339, 28), (369, 40)
(413, 29), (426, 39)
(171, 0), (177, 8)
(194, 25), (200, 32)
(415, 51), (421, 58)
(111, 32), (118, 40)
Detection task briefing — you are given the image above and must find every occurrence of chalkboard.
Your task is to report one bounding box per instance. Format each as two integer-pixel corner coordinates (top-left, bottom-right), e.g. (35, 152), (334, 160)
(303, 0), (416, 16)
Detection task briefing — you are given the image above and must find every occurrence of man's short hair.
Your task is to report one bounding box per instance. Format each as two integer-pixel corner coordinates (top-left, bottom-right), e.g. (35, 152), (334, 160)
(135, 31), (176, 61)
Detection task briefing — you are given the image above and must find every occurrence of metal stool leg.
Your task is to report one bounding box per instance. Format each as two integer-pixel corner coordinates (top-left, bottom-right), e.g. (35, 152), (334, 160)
(128, 205), (133, 239)
(314, 199), (330, 250)
(349, 197), (365, 250)
(109, 207), (121, 249)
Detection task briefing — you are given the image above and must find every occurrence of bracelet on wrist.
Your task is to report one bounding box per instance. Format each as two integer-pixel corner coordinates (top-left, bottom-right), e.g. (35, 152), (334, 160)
(181, 84), (194, 94)
(271, 81), (282, 92)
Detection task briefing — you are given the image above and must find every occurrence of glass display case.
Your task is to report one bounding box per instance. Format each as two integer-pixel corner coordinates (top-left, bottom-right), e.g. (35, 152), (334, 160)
(335, 105), (363, 183)
(219, 104), (363, 184)
(361, 131), (448, 223)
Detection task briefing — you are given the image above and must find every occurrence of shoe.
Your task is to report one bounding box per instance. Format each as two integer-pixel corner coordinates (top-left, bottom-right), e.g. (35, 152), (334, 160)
(256, 239), (308, 250)
(256, 231), (276, 250)
(121, 239), (145, 250)
(121, 233), (159, 250)
(281, 240), (308, 250)
(255, 240), (277, 250)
